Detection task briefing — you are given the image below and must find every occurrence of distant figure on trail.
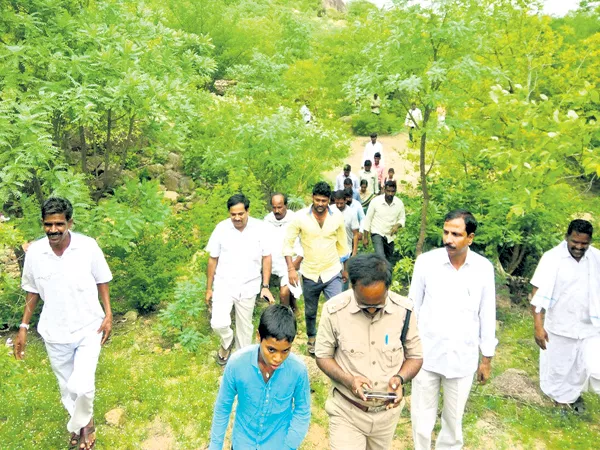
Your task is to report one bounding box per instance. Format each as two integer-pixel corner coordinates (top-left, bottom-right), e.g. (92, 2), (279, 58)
(373, 152), (385, 193)
(299, 100), (312, 124)
(315, 253), (423, 450)
(363, 133), (384, 168)
(404, 102), (422, 144)
(333, 190), (359, 290)
(436, 105), (446, 125)
(335, 164), (359, 192)
(362, 180), (405, 265)
(283, 181), (348, 356)
(359, 160), (379, 196)
(206, 193), (275, 366)
(358, 179), (375, 214)
(531, 219), (600, 414)
(371, 93), (381, 115)
(343, 177), (361, 202)
(264, 193), (303, 311)
(209, 304), (311, 450)
(384, 167), (395, 185)
(15, 197), (113, 450)
(409, 209), (497, 450)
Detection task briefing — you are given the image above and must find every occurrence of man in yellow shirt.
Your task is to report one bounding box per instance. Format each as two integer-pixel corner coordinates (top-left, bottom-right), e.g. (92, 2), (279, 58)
(284, 182), (349, 356)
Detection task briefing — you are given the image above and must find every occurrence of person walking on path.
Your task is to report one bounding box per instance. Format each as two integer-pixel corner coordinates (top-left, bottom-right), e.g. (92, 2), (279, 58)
(315, 253), (423, 450)
(531, 219), (600, 413)
(335, 164), (360, 192)
(359, 160), (379, 197)
(404, 102), (422, 144)
(283, 181), (348, 356)
(206, 193), (275, 366)
(362, 133), (385, 168)
(209, 304), (311, 450)
(373, 153), (385, 193)
(362, 180), (405, 265)
(371, 94), (381, 115)
(358, 179), (375, 214)
(409, 209), (497, 450)
(14, 197), (113, 450)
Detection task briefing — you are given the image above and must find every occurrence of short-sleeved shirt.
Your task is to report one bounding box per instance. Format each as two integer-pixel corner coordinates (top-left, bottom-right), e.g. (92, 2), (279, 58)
(21, 232), (113, 344)
(359, 170), (379, 196)
(206, 217), (271, 298)
(315, 290), (422, 408)
(335, 205), (359, 254)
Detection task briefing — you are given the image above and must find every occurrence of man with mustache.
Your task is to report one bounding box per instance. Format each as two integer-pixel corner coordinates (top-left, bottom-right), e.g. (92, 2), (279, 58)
(531, 219), (600, 413)
(206, 193), (275, 366)
(409, 209), (497, 450)
(283, 181), (348, 356)
(14, 197), (113, 450)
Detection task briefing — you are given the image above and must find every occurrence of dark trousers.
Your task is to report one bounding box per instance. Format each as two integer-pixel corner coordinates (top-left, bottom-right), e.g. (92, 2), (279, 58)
(372, 233), (395, 264)
(302, 273), (343, 337)
(409, 126), (416, 143)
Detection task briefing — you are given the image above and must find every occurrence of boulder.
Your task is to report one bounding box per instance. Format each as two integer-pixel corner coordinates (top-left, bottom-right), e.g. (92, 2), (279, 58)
(123, 310), (138, 322)
(105, 407), (125, 427)
(167, 152), (182, 170)
(179, 176), (195, 194)
(163, 170), (181, 192)
(490, 368), (548, 406)
(146, 164), (165, 179)
(163, 191), (178, 202)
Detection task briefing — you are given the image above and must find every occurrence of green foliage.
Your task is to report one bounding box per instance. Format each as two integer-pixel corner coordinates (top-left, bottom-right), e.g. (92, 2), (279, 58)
(350, 111), (399, 136)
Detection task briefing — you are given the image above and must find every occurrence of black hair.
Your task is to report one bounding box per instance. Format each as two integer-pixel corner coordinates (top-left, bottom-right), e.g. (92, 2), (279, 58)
(343, 177), (353, 186)
(344, 164), (351, 171)
(258, 304), (297, 343)
(388, 168), (395, 173)
(370, 133), (378, 138)
(333, 190), (346, 200)
(41, 197), (73, 221)
(384, 180), (397, 190)
(567, 219), (593, 238)
(227, 193), (250, 210)
(312, 181), (332, 198)
(348, 253), (392, 288)
(374, 152), (381, 158)
(360, 179), (368, 186)
(444, 209), (478, 235)
(270, 193), (288, 206)
(343, 187), (353, 198)
(364, 160), (372, 167)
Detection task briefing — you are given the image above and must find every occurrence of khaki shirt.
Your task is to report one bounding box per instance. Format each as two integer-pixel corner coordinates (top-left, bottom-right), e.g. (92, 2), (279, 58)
(315, 290), (422, 407)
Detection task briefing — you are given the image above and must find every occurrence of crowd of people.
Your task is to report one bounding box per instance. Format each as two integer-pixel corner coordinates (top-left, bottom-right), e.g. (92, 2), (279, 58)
(12, 179), (599, 449)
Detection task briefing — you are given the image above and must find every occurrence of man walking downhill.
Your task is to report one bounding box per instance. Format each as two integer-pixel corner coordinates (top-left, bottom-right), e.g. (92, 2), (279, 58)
(404, 102), (422, 144)
(14, 197), (113, 450)
(531, 219), (600, 413)
(283, 181), (348, 356)
(206, 193), (275, 366)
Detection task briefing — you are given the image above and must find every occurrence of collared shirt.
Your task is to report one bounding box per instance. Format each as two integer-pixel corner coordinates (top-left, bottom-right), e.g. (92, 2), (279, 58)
(409, 247), (497, 378)
(347, 199), (365, 232)
(405, 108), (423, 127)
(283, 206), (348, 283)
(209, 345), (311, 450)
(359, 170), (379, 196)
(531, 241), (600, 340)
(362, 195), (405, 243)
(374, 163), (386, 186)
(335, 172), (360, 192)
(206, 217), (271, 298)
(334, 205), (359, 255)
(315, 290), (422, 408)
(362, 142), (385, 167)
(264, 211), (303, 277)
(21, 232), (112, 344)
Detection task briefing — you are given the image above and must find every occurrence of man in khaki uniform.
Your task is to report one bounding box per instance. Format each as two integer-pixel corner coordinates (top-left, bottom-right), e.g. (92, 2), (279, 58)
(316, 253), (423, 450)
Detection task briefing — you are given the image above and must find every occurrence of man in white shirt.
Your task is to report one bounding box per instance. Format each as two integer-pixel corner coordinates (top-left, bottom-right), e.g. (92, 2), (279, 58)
(335, 164), (360, 192)
(264, 193), (303, 310)
(362, 133), (384, 168)
(404, 102), (423, 144)
(206, 193), (275, 366)
(409, 209), (497, 450)
(343, 188), (365, 233)
(359, 160), (379, 196)
(333, 190), (359, 258)
(362, 181), (405, 264)
(14, 197), (113, 450)
(531, 219), (600, 413)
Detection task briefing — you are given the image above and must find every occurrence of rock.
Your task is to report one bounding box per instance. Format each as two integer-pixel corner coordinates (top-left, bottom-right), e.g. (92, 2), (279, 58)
(178, 176), (195, 194)
(339, 115), (353, 123)
(163, 191), (178, 202)
(214, 79), (237, 95)
(123, 310), (138, 322)
(163, 170), (181, 191)
(146, 164), (164, 178)
(105, 408), (125, 426)
(490, 368), (548, 406)
(167, 152), (182, 170)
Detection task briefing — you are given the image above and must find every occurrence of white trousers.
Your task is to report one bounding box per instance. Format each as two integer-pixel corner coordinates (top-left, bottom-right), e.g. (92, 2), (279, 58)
(411, 368), (474, 450)
(210, 290), (256, 350)
(45, 331), (102, 433)
(540, 332), (600, 404)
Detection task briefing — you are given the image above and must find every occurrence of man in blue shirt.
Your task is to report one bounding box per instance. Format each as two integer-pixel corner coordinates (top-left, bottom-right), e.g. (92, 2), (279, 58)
(209, 304), (311, 450)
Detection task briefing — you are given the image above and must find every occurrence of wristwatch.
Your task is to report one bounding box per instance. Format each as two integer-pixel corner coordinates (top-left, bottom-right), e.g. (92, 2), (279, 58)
(262, 284), (270, 289)
(19, 323), (30, 330)
(393, 374), (405, 385)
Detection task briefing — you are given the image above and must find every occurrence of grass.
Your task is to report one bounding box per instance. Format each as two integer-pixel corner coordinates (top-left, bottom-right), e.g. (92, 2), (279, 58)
(1, 288), (600, 449)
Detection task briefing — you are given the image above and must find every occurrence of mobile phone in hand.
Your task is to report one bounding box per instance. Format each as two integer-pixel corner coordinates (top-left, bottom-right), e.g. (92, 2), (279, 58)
(363, 390), (398, 400)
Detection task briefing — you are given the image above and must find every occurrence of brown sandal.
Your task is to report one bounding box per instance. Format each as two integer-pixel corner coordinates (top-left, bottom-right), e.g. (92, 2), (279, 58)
(79, 420), (96, 450)
(68, 433), (79, 449)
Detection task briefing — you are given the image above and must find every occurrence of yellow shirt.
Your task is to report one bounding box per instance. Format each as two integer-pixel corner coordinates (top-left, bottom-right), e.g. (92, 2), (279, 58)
(283, 206), (348, 283)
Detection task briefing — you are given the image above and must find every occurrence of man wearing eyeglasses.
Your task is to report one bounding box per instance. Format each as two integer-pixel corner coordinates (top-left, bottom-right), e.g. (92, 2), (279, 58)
(315, 253), (423, 450)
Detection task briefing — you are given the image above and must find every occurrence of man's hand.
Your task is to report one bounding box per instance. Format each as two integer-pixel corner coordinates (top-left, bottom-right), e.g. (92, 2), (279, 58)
(14, 328), (27, 360)
(205, 289), (213, 306)
(476, 357), (492, 384)
(386, 375), (404, 409)
(98, 314), (113, 345)
(362, 235), (369, 247)
(261, 287), (275, 304)
(534, 325), (549, 350)
(347, 375), (372, 401)
(390, 224), (400, 235)
(288, 268), (299, 287)
(341, 270), (349, 284)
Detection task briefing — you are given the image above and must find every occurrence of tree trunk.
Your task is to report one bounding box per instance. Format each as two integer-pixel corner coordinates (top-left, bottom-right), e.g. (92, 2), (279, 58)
(79, 124), (87, 173)
(415, 108), (432, 256)
(105, 109), (112, 173)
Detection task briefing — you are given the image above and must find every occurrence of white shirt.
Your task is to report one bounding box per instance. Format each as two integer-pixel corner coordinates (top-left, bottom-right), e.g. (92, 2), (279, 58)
(335, 172), (360, 192)
(531, 241), (600, 340)
(409, 248), (497, 378)
(207, 217), (271, 298)
(347, 199), (365, 233)
(359, 169), (379, 196)
(362, 142), (384, 167)
(21, 232), (113, 344)
(405, 108), (423, 127)
(334, 205), (359, 255)
(300, 105), (312, 123)
(263, 210), (303, 277)
(362, 195), (405, 243)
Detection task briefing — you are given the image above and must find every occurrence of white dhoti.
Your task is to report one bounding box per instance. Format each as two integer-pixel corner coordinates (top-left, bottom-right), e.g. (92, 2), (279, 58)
(210, 290), (256, 351)
(411, 368), (474, 450)
(540, 331), (600, 404)
(45, 330), (102, 433)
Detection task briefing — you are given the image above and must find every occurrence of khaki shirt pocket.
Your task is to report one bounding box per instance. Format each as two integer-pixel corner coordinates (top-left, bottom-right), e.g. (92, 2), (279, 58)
(339, 338), (367, 372)
(382, 342), (404, 369)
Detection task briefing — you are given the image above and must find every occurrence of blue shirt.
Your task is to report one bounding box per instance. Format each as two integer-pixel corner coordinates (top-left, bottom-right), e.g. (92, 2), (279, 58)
(209, 345), (311, 450)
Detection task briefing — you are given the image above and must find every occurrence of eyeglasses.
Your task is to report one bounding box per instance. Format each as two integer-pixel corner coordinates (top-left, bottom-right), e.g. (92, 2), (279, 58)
(355, 295), (389, 311)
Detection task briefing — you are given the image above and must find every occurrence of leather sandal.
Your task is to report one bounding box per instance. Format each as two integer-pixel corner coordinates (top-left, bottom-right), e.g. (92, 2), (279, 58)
(79, 420), (96, 450)
(216, 343), (233, 366)
(68, 432), (79, 450)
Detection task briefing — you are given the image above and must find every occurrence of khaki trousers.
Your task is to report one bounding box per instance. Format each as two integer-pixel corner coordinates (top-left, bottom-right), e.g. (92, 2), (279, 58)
(325, 388), (403, 450)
